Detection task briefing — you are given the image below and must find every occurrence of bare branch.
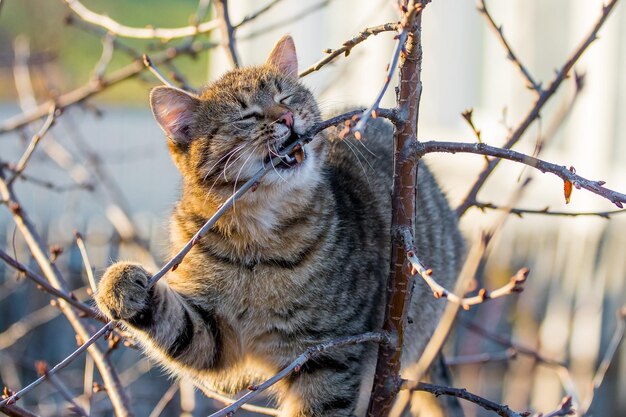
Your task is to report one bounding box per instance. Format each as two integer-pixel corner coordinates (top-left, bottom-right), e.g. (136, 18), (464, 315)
(473, 201), (626, 219)
(0, 402), (41, 417)
(209, 332), (388, 417)
(8, 105), (57, 184)
(0, 305), (60, 350)
(417, 140), (626, 208)
(92, 32), (116, 81)
(35, 362), (89, 417)
(233, 0), (284, 29)
(62, 0), (220, 40)
(299, 22), (399, 77)
(197, 386), (279, 416)
(0, 323), (113, 408)
(0, 249), (100, 319)
(581, 307), (626, 414)
(459, 318), (567, 368)
(405, 228), (527, 309)
(142, 54), (177, 88)
(214, 0), (240, 68)
(401, 380), (527, 417)
(147, 384), (179, 417)
(445, 349), (517, 366)
(74, 231), (97, 294)
(457, 0), (621, 216)
(478, 0), (541, 93)
(353, 24), (410, 138)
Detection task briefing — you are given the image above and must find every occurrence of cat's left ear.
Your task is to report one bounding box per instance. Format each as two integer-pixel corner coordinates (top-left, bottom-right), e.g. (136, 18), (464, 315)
(150, 86), (200, 145)
(266, 35), (298, 78)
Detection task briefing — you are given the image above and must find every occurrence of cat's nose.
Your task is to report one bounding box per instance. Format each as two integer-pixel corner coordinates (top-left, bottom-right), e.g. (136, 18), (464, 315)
(277, 111), (293, 128)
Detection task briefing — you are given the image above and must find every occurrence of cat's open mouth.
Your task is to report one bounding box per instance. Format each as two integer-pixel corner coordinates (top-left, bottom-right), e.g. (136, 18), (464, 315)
(266, 132), (306, 170)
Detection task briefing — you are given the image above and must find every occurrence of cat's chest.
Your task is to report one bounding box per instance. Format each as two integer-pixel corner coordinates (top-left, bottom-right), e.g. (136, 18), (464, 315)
(210, 264), (311, 343)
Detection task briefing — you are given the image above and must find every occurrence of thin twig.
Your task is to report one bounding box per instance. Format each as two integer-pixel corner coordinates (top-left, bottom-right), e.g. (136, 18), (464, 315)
(581, 307), (626, 414)
(445, 349), (517, 366)
(457, 0), (621, 216)
(405, 231), (527, 309)
(353, 27), (408, 138)
(8, 105), (57, 185)
(299, 22), (399, 77)
(0, 163), (93, 192)
(36, 362), (89, 417)
(478, 0), (541, 93)
(209, 332), (388, 417)
(474, 201), (626, 219)
(233, 0), (284, 29)
(142, 55), (176, 88)
(214, 0), (240, 68)
(147, 383), (179, 417)
(417, 140), (626, 208)
(0, 323), (113, 407)
(401, 380), (527, 417)
(0, 305), (60, 350)
(74, 231), (97, 294)
(0, 249), (100, 319)
(92, 32), (115, 81)
(62, 0), (220, 40)
(459, 318), (566, 367)
(0, 403), (41, 417)
(198, 386), (279, 416)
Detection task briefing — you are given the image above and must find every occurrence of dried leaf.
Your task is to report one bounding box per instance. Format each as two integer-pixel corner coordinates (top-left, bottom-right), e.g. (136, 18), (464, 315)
(564, 180), (573, 204)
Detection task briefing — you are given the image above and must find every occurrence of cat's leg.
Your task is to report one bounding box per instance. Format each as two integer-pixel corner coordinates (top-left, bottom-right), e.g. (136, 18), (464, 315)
(279, 353), (362, 417)
(95, 262), (221, 370)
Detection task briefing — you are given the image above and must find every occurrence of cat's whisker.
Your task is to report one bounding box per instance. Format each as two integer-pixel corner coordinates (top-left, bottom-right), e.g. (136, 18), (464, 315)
(342, 139), (372, 186)
(202, 144), (247, 184)
(222, 143), (252, 181)
(356, 138), (379, 158)
(267, 143), (288, 184)
(232, 144), (263, 212)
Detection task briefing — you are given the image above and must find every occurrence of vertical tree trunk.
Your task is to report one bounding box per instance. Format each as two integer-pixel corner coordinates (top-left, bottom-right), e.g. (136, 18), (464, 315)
(366, 1), (425, 416)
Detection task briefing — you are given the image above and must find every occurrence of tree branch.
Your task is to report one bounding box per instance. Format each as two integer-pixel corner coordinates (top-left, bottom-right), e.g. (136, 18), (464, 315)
(366, 1), (424, 415)
(478, 0), (541, 93)
(214, 0), (240, 68)
(62, 0), (221, 40)
(473, 201), (626, 219)
(209, 332), (388, 417)
(299, 22), (399, 77)
(456, 0), (621, 216)
(401, 380), (528, 417)
(417, 140), (626, 208)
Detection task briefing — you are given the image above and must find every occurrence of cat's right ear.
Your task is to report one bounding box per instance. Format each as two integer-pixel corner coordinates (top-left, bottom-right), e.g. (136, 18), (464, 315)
(150, 86), (200, 145)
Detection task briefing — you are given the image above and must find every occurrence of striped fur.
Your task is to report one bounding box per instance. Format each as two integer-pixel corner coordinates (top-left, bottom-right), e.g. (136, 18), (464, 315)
(95, 37), (464, 417)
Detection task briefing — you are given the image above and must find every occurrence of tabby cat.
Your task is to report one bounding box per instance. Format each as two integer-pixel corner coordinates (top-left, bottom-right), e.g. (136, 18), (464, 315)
(95, 36), (464, 417)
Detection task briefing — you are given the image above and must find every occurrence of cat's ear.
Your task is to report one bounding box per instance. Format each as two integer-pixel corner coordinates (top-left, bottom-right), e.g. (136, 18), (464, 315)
(150, 86), (200, 144)
(265, 35), (298, 78)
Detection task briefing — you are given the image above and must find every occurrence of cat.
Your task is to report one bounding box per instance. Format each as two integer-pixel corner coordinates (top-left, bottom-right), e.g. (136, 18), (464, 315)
(95, 35), (465, 417)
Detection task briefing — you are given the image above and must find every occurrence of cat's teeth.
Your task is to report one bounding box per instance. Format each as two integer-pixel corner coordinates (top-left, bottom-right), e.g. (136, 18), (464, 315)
(294, 148), (305, 164)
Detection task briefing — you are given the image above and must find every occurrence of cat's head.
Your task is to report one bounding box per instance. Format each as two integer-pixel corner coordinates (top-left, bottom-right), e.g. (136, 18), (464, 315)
(150, 35), (324, 202)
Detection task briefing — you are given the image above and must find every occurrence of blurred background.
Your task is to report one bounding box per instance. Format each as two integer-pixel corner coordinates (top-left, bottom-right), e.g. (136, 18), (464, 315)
(0, 0), (624, 416)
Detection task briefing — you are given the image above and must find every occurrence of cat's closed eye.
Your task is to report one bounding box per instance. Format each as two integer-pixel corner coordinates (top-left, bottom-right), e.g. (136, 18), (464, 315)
(277, 94), (294, 105)
(239, 110), (263, 121)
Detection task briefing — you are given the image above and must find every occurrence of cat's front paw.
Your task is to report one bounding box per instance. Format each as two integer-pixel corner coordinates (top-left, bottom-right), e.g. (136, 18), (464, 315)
(95, 262), (151, 321)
